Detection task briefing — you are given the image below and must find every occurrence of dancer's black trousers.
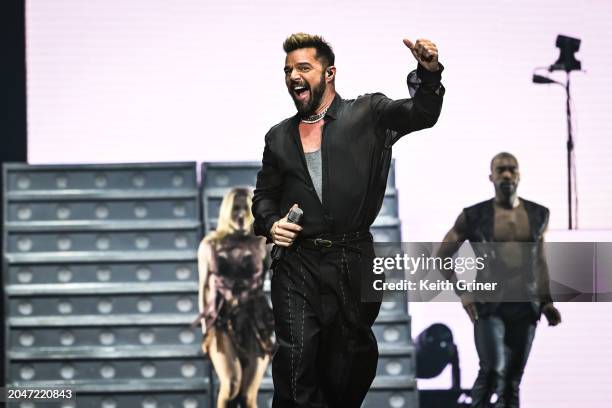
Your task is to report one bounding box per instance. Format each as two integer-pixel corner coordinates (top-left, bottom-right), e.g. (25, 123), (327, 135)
(270, 239), (381, 408)
(471, 302), (537, 408)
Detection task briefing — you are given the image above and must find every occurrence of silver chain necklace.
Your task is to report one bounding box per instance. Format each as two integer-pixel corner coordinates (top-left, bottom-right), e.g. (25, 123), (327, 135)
(301, 106), (329, 124)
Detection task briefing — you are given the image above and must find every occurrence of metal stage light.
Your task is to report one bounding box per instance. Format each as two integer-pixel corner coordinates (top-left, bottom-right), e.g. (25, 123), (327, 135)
(415, 323), (460, 389)
(415, 323), (471, 408)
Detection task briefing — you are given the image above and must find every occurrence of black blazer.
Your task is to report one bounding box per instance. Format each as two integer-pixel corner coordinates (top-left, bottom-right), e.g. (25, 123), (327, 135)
(253, 65), (444, 240)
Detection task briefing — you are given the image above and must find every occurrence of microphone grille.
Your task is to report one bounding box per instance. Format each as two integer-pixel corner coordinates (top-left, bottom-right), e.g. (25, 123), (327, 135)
(287, 207), (303, 224)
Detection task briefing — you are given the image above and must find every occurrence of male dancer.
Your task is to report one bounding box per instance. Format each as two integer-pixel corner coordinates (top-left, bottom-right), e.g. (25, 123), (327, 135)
(437, 152), (562, 408)
(253, 33), (444, 407)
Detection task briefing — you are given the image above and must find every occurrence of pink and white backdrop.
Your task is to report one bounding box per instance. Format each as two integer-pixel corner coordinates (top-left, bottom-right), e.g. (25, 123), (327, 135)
(25, 0), (612, 405)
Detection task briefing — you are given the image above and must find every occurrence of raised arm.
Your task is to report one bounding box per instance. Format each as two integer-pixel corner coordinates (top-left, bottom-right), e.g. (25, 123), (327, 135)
(370, 38), (444, 142)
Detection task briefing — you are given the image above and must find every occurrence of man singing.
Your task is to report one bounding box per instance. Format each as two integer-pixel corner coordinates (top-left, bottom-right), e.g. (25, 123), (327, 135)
(253, 33), (444, 407)
(437, 152), (562, 408)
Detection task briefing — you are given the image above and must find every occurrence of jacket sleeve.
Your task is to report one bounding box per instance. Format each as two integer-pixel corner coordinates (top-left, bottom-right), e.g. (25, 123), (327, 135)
(252, 131), (283, 242)
(370, 63), (445, 145)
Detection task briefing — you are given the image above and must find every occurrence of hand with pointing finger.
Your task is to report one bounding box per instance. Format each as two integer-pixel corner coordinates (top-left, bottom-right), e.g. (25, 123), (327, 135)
(403, 38), (440, 72)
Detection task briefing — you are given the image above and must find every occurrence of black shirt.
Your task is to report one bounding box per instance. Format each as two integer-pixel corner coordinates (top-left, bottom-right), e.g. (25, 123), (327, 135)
(253, 64), (445, 240)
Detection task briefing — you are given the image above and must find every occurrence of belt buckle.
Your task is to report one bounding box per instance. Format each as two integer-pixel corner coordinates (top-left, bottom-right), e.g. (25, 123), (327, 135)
(314, 238), (333, 248)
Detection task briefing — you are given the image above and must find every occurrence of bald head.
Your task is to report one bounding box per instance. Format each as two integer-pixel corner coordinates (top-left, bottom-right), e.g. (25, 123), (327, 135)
(490, 152), (518, 172)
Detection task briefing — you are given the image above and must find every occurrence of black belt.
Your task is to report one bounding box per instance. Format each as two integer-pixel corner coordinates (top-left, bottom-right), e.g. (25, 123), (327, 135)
(297, 230), (371, 253)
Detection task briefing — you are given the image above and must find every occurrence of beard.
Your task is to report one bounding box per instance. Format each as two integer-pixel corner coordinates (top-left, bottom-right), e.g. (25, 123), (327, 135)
(291, 74), (326, 116)
(497, 181), (517, 197)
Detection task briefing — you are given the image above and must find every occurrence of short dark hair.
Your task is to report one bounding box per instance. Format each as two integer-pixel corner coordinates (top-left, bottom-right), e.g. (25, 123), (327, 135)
(283, 33), (335, 68)
(490, 152), (519, 171)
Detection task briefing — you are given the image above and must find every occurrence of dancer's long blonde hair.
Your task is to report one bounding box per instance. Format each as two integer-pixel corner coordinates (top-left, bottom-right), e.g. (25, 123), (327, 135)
(205, 187), (255, 245)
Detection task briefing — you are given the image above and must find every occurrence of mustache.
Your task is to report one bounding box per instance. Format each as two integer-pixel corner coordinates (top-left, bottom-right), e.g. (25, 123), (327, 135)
(290, 80), (310, 88)
(499, 181), (517, 191)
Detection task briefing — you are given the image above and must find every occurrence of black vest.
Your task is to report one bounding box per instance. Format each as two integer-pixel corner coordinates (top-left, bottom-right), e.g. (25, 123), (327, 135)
(462, 198), (550, 318)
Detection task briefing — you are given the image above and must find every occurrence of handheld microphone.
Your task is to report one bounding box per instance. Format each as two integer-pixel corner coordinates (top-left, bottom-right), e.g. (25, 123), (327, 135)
(271, 207), (303, 264)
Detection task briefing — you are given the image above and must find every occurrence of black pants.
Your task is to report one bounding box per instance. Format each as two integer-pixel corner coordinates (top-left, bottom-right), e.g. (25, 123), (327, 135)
(471, 303), (537, 408)
(270, 240), (381, 408)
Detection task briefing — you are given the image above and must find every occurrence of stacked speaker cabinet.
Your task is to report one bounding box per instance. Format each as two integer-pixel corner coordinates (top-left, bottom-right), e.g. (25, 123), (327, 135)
(2, 163), (209, 408)
(200, 160), (417, 408)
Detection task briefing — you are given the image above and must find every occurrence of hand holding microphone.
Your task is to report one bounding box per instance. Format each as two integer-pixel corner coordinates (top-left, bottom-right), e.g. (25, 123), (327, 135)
(271, 204), (303, 247)
(270, 204), (303, 266)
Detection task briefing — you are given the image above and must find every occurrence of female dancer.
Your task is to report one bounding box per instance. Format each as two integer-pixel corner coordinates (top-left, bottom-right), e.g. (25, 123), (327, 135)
(195, 187), (274, 408)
